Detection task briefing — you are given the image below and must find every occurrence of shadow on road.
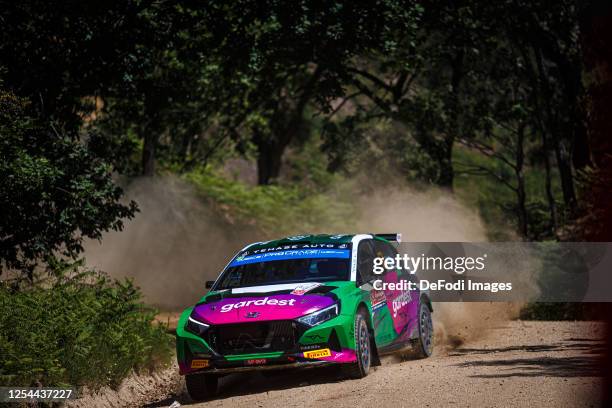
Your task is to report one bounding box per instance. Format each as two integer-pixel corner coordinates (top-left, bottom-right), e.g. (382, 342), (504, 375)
(452, 337), (605, 378)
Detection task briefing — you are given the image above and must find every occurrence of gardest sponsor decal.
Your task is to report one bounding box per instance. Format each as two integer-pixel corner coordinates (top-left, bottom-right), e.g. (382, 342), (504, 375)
(391, 290), (412, 318)
(220, 296), (297, 312)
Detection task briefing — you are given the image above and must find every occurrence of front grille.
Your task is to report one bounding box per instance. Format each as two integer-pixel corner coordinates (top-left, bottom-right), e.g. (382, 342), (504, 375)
(207, 321), (297, 355)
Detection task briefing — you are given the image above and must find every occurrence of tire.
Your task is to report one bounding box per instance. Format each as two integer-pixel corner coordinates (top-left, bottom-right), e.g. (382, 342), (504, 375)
(413, 301), (434, 358)
(185, 373), (218, 401)
(342, 309), (371, 379)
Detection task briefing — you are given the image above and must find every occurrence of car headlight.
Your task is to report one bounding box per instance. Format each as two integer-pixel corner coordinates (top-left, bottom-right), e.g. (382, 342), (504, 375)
(185, 315), (210, 336)
(297, 303), (339, 327)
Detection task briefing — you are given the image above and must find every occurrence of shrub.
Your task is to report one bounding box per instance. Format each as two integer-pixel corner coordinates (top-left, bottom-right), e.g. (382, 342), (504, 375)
(0, 269), (173, 389)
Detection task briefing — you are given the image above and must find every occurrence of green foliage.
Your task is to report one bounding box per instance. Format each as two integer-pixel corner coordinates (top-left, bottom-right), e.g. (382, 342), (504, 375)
(1, 0), (588, 239)
(283, 134), (337, 189)
(323, 118), (445, 187)
(0, 1), (171, 132)
(454, 146), (563, 240)
(0, 266), (172, 388)
(0, 90), (137, 277)
(184, 167), (355, 237)
(87, 126), (142, 176)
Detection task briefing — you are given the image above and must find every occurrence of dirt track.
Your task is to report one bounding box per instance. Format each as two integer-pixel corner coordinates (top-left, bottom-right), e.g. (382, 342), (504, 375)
(130, 321), (604, 408)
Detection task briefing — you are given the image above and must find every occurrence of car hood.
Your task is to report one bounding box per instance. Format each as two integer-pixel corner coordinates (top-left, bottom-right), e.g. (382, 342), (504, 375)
(191, 283), (337, 324)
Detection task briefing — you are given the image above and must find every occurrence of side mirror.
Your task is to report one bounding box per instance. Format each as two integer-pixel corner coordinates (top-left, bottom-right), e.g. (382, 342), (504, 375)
(205, 280), (215, 289)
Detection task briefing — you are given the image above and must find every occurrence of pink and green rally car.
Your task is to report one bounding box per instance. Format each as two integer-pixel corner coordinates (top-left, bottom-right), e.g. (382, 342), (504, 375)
(176, 233), (433, 400)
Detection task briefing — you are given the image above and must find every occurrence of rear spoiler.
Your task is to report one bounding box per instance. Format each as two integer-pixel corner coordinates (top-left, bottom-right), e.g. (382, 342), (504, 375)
(374, 233), (402, 243)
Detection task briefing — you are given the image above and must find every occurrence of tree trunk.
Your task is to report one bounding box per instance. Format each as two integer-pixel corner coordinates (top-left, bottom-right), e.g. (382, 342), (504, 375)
(515, 124), (528, 237)
(572, 109), (591, 170)
(541, 132), (558, 234)
(554, 139), (577, 214)
(253, 67), (321, 185)
(532, 45), (578, 215)
(437, 141), (455, 189)
(141, 86), (163, 177)
(256, 139), (284, 185)
(516, 176), (527, 237)
(142, 125), (157, 176)
(437, 50), (464, 191)
(179, 130), (192, 164)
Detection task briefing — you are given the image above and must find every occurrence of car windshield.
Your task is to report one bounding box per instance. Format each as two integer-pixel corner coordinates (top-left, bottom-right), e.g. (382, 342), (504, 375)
(214, 246), (351, 290)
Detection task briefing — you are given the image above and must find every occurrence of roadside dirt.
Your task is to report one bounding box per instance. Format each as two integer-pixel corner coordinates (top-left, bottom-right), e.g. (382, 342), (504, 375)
(112, 320), (606, 408)
(65, 366), (182, 408)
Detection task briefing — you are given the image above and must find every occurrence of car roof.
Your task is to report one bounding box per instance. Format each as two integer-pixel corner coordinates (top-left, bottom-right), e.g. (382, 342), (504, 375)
(245, 234), (355, 251)
(243, 233), (393, 252)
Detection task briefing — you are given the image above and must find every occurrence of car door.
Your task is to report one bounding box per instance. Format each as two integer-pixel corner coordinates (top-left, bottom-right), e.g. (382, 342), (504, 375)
(356, 239), (396, 347)
(374, 240), (420, 343)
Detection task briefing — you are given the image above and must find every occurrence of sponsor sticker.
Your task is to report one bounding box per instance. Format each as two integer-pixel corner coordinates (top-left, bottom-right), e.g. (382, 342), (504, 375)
(246, 359), (267, 365)
(300, 343), (326, 351)
(220, 296), (296, 312)
(291, 282), (322, 295)
(391, 290), (412, 318)
(303, 348), (332, 359)
(190, 359), (209, 369)
(370, 290), (387, 310)
(230, 248), (350, 267)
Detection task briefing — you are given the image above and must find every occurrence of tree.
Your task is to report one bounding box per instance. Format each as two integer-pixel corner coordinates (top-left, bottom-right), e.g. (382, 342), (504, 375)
(333, 1), (500, 188)
(197, 0), (423, 184)
(573, 1), (612, 241)
(497, 0), (589, 216)
(0, 1), (165, 132)
(0, 90), (137, 279)
(0, 0), (200, 176)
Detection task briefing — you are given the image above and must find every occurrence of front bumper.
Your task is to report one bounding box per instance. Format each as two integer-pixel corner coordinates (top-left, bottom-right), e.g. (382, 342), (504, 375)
(184, 360), (335, 374)
(176, 312), (357, 376)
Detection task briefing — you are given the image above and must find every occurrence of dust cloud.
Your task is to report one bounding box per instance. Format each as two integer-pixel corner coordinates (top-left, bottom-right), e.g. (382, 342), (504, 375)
(353, 187), (520, 349)
(84, 176), (259, 310)
(354, 187), (487, 241)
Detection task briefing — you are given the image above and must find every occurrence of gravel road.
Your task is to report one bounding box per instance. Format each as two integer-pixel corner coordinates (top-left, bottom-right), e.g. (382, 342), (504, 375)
(137, 321), (604, 408)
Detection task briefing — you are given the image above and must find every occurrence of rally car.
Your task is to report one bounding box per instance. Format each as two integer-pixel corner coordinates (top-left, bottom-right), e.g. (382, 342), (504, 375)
(176, 233), (433, 400)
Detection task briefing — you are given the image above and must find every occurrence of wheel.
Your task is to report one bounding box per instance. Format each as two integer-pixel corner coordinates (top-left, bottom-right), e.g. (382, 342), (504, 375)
(342, 309), (371, 379)
(413, 301), (434, 358)
(185, 373), (218, 401)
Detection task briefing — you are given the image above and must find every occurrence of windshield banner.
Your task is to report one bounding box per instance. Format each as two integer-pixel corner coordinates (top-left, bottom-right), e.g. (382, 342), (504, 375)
(229, 248), (350, 267)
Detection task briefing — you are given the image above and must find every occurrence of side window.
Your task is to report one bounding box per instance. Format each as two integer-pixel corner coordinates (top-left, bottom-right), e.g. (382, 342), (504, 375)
(373, 240), (397, 276)
(357, 239), (376, 285)
(376, 240), (415, 283)
(373, 240), (396, 260)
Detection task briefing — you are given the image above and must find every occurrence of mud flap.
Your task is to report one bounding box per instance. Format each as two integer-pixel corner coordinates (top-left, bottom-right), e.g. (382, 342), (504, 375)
(370, 330), (382, 366)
